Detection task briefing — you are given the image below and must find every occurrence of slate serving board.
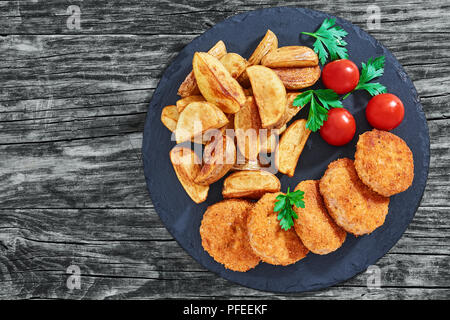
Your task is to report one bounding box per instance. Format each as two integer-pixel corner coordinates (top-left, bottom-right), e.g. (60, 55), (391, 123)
(142, 7), (430, 293)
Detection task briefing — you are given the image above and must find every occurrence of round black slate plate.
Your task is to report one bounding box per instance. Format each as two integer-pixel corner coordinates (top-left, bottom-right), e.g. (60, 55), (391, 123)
(142, 7), (430, 293)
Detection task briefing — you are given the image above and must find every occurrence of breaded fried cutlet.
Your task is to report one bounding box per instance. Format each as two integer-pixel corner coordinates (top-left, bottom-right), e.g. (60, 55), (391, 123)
(200, 199), (260, 272)
(293, 180), (347, 254)
(319, 158), (390, 236)
(355, 129), (414, 197)
(247, 192), (309, 265)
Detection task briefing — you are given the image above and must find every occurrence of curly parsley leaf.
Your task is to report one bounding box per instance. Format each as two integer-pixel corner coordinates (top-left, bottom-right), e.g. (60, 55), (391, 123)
(274, 187), (305, 231)
(343, 56), (387, 99)
(293, 89), (343, 132)
(302, 18), (349, 65)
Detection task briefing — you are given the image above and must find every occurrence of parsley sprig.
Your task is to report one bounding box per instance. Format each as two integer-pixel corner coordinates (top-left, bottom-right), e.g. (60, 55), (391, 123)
(293, 89), (343, 132)
(302, 18), (349, 65)
(274, 187), (305, 231)
(343, 56), (387, 99)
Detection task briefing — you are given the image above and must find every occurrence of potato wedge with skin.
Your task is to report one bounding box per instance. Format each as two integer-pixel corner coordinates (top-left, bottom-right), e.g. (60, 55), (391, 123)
(193, 52), (246, 114)
(277, 124), (287, 135)
(276, 119), (311, 177)
(259, 128), (280, 154)
(223, 170), (281, 199)
(200, 114), (235, 145)
(234, 97), (261, 160)
(236, 30), (278, 90)
(243, 87), (253, 96)
(161, 105), (179, 132)
(170, 146), (209, 203)
(237, 71), (251, 88)
(195, 134), (236, 185)
(234, 97), (279, 156)
(261, 46), (319, 68)
(272, 66), (321, 90)
(232, 157), (269, 171)
(177, 41), (227, 98)
(161, 105), (221, 145)
(175, 101), (228, 143)
(248, 29), (278, 65)
(275, 92), (303, 129)
(220, 53), (248, 79)
(176, 95), (205, 113)
(246, 65), (286, 128)
(178, 71), (201, 97)
(285, 92), (302, 121)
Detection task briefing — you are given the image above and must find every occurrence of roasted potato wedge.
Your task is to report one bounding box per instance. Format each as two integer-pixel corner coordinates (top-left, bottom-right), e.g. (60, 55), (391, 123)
(276, 92), (303, 129)
(234, 96), (261, 160)
(198, 124), (232, 145)
(246, 65), (286, 128)
(175, 101), (229, 143)
(222, 170), (281, 199)
(237, 71), (251, 88)
(177, 41), (227, 97)
(195, 134), (236, 185)
(193, 52), (246, 114)
(275, 119), (311, 177)
(234, 97), (280, 156)
(261, 46), (319, 68)
(243, 87), (253, 96)
(161, 105), (179, 132)
(248, 29), (278, 65)
(259, 128), (280, 154)
(232, 158), (269, 171)
(277, 124), (287, 135)
(200, 114), (235, 144)
(272, 66), (321, 90)
(285, 92), (302, 121)
(161, 105), (223, 145)
(178, 72), (201, 97)
(236, 30), (278, 90)
(220, 53), (248, 79)
(176, 95), (205, 113)
(170, 146), (209, 203)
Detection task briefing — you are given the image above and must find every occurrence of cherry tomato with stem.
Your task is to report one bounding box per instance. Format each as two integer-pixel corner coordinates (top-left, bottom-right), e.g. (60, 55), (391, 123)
(365, 93), (404, 131)
(320, 108), (356, 146)
(322, 59), (360, 94)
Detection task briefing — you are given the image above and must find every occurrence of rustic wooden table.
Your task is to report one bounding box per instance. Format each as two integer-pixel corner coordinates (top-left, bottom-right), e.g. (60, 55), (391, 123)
(0, 0), (448, 300)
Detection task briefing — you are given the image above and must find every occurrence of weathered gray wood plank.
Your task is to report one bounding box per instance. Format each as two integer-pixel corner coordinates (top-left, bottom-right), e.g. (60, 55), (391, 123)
(0, 0), (449, 34)
(0, 206), (449, 299)
(0, 32), (448, 146)
(0, 206), (448, 252)
(3, 33), (447, 104)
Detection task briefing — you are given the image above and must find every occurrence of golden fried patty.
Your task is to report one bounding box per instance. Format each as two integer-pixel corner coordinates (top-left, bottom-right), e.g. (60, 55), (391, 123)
(319, 158), (390, 236)
(247, 192), (309, 265)
(355, 129), (414, 197)
(293, 180), (346, 254)
(200, 199), (260, 272)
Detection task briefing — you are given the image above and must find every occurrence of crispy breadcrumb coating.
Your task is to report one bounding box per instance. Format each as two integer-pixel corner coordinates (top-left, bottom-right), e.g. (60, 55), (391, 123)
(294, 180), (346, 254)
(355, 129), (414, 197)
(319, 158), (390, 236)
(200, 199), (260, 272)
(247, 192), (309, 265)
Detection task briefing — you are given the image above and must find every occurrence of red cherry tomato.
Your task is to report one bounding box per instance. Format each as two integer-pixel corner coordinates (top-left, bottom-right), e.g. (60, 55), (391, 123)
(320, 108), (356, 146)
(366, 93), (404, 131)
(322, 59), (360, 94)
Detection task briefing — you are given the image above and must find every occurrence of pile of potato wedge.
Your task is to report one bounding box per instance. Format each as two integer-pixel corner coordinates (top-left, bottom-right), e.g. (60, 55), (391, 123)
(161, 30), (321, 203)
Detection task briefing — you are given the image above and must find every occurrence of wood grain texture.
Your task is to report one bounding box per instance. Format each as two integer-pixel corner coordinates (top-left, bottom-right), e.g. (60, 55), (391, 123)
(0, 0), (449, 34)
(0, 0), (449, 300)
